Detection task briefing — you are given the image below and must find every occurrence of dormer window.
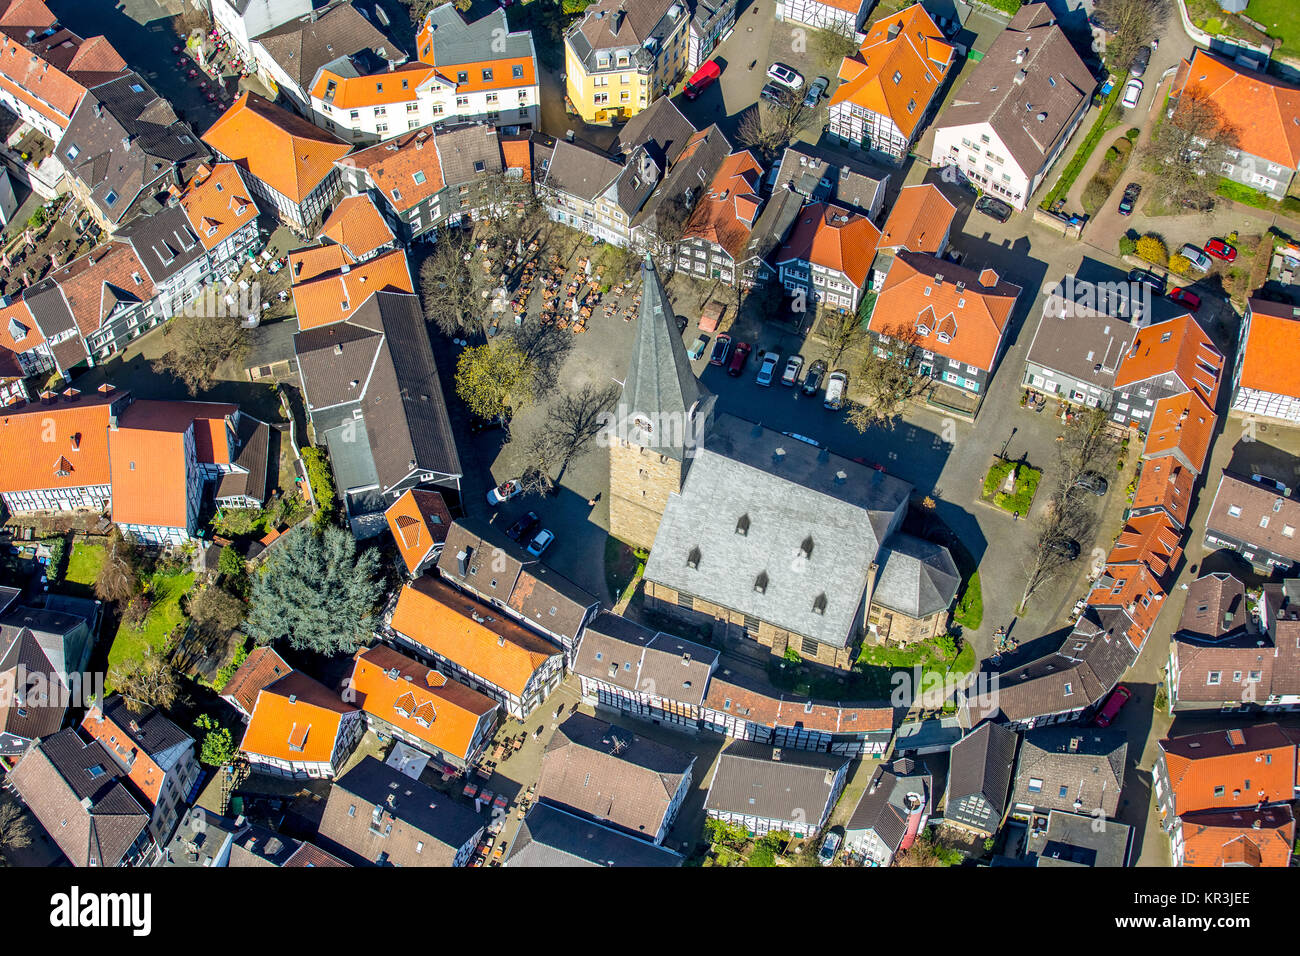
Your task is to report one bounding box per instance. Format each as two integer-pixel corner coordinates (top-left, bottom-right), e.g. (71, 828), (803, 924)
(800, 536), (814, 559)
(735, 514), (750, 536)
(686, 547), (701, 569)
(812, 593), (827, 615)
(753, 571), (769, 594)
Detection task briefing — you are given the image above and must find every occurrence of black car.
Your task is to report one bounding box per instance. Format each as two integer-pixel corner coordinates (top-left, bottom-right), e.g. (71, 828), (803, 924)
(505, 511), (540, 543)
(974, 195), (1013, 223)
(759, 82), (785, 105)
(1129, 44), (1151, 78)
(1074, 472), (1110, 497)
(1048, 536), (1082, 561)
(801, 358), (827, 396)
(1118, 182), (1141, 216)
(469, 411), (511, 435)
(1128, 268), (1166, 294)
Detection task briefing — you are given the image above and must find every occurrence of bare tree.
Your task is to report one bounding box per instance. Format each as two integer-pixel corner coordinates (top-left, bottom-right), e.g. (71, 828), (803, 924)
(1143, 85), (1240, 212)
(544, 383), (620, 484)
(477, 169), (542, 245)
(846, 322), (928, 431)
(95, 527), (141, 605)
(818, 309), (865, 367)
(1093, 0), (1170, 76)
(110, 645), (182, 714)
(1054, 407), (1116, 499)
(736, 86), (818, 163)
(812, 21), (860, 72)
(510, 319), (574, 395)
(151, 313), (250, 395)
(0, 795), (31, 866)
(418, 229), (493, 337)
(1019, 518), (1083, 613)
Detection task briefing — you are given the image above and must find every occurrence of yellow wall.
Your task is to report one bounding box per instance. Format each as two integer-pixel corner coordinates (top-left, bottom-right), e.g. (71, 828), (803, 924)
(563, 17), (688, 125)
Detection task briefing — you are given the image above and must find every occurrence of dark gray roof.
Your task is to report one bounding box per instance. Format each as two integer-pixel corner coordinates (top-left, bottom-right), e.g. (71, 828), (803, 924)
(633, 124), (731, 229)
(872, 532), (960, 619)
(162, 808), (242, 867)
(21, 278), (82, 371)
(615, 257), (715, 459)
(420, 4), (535, 68)
(1027, 287), (1136, 392)
(706, 740), (847, 823)
(739, 180), (804, 266)
(1177, 572), (1249, 642)
(845, 757), (931, 852)
(253, 0), (394, 90)
(539, 713), (695, 839)
(92, 693), (192, 758)
(611, 95), (699, 169)
(1011, 727), (1128, 818)
(644, 414), (911, 648)
(945, 722), (1018, 829)
(773, 142), (887, 215)
(229, 821), (301, 867)
(1028, 809), (1132, 867)
(57, 71), (208, 227)
(318, 756), (483, 866)
(295, 290), (461, 494)
(566, 0), (682, 75)
(541, 140), (621, 201)
(216, 414), (272, 503)
(613, 143), (662, 217)
(118, 203), (205, 284)
(505, 802), (683, 867)
(434, 123), (504, 188)
(571, 611), (718, 707)
(9, 728), (149, 867)
(933, 3), (1094, 179)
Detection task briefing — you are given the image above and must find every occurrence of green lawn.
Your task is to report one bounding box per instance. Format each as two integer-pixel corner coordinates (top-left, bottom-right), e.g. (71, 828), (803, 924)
(983, 460), (1043, 516)
(953, 570), (984, 630)
(105, 571), (195, 686)
(63, 541), (105, 598)
(1248, 0), (1300, 48)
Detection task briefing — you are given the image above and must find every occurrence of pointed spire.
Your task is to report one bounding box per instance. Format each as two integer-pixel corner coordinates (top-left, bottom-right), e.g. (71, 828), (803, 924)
(617, 257), (714, 460)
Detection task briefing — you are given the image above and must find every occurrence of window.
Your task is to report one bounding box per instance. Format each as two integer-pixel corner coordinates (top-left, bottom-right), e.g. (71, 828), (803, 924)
(800, 636), (819, 656)
(513, 64), (523, 79)
(104, 190), (118, 206)
(482, 68), (493, 81)
(1228, 505), (1242, 518)
(65, 143), (79, 161)
(1027, 777), (1043, 793)
(892, 70), (902, 84)
(457, 71), (468, 83)
(350, 110), (360, 121)
(1214, 785), (1225, 797)
(374, 106), (387, 116)
(1058, 785), (1069, 798)
(413, 170), (426, 185)
(1207, 671), (1221, 685)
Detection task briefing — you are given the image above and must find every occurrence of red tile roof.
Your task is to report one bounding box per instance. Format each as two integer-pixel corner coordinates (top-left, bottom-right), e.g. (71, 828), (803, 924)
(1142, 390), (1217, 475)
(179, 163), (258, 253)
(338, 127), (443, 214)
(777, 201), (880, 289)
(1106, 511), (1183, 579)
(681, 150), (765, 260)
(1178, 806), (1295, 867)
(1113, 313), (1222, 406)
(240, 671), (356, 765)
(1160, 724), (1297, 817)
(0, 390), (120, 494)
(1087, 561), (1166, 649)
(321, 194), (395, 261)
(1237, 298), (1300, 398)
(291, 247), (413, 331)
(221, 646), (291, 717)
(48, 240), (155, 338)
(877, 183), (956, 254)
(1132, 454), (1195, 528)
(1177, 49), (1300, 171)
(384, 489), (452, 574)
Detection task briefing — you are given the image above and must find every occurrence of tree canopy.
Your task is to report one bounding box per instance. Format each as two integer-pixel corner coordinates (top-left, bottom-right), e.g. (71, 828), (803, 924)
(455, 339), (536, 421)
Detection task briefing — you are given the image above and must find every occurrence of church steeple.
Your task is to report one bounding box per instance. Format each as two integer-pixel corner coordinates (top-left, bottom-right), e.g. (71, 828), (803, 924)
(616, 256), (715, 460)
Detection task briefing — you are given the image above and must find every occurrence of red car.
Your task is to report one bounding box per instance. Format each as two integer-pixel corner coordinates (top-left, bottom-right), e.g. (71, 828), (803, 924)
(1168, 287), (1201, 311)
(727, 341), (752, 377)
(1094, 684), (1132, 727)
(1204, 238), (1237, 262)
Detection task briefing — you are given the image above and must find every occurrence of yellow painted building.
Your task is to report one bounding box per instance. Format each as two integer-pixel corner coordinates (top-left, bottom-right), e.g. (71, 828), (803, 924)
(563, 0), (690, 124)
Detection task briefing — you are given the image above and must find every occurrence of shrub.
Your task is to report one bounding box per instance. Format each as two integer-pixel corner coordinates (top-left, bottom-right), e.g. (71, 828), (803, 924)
(301, 446), (337, 527)
(122, 592), (152, 629)
(1136, 234), (1168, 264)
(212, 643), (249, 693)
(1168, 253), (1193, 275)
(1125, 127), (1140, 141)
(1118, 235), (1137, 257)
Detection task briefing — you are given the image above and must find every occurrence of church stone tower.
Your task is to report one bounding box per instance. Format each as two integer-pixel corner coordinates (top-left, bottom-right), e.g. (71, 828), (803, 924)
(608, 257), (715, 551)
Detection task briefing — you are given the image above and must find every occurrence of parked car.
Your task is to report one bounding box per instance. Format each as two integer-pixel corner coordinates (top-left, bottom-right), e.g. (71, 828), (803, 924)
(1168, 287), (1201, 311)
(709, 332), (732, 366)
(782, 431), (820, 446)
(525, 528), (554, 557)
(1118, 182), (1141, 216)
(1094, 684), (1132, 728)
(1074, 471), (1110, 496)
(1179, 243), (1213, 273)
(487, 479), (522, 505)
(1128, 268), (1165, 294)
(727, 340), (753, 376)
(469, 411), (511, 435)
(781, 354), (804, 386)
(1047, 536), (1082, 561)
(759, 82), (785, 104)
(755, 350), (780, 386)
(823, 370), (848, 409)
(687, 334), (709, 360)
(818, 829), (842, 866)
(1250, 473), (1292, 494)
(766, 62), (803, 89)
(505, 511), (540, 543)
(803, 75), (829, 107)
(802, 359), (827, 396)
(1129, 45), (1150, 77)
(683, 59), (721, 100)
(974, 195), (1013, 223)
(1121, 77), (1142, 109)
(1205, 238), (1238, 262)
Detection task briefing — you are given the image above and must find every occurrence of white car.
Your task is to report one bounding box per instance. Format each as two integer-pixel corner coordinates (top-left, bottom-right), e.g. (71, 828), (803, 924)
(1179, 243), (1213, 273)
(766, 62), (803, 89)
(1121, 78), (1142, 109)
(755, 350), (780, 386)
(486, 479), (522, 505)
(823, 370), (848, 410)
(781, 354), (804, 386)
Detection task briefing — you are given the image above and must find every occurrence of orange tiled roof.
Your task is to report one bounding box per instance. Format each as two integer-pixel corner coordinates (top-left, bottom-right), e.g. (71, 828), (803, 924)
(79, 708), (166, 805)
(431, 56), (536, 95)
(338, 126), (444, 213)
(308, 62), (439, 109)
(1178, 49), (1300, 171)
(321, 194), (395, 262)
(1179, 808), (1295, 867)
(384, 488), (452, 574)
(1106, 512), (1183, 579)
(878, 183), (956, 254)
(870, 250), (1021, 372)
(829, 2), (953, 139)
(289, 243), (353, 284)
(291, 247), (413, 331)
(1132, 454), (1195, 528)
(0, 390), (120, 494)
(681, 150), (764, 261)
(349, 645), (497, 762)
(221, 646), (291, 717)
(1160, 724), (1297, 816)
(49, 240), (155, 338)
(0, 27), (126, 127)
(1113, 313), (1223, 406)
(201, 92), (351, 205)
(179, 162), (258, 253)
(500, 137), (532, 182)
(1238, 300), (1300, 397)
(240, 670), (355, 765)
(1087, 561), (1165, 649)
(1142, 390), (1217, 475)
(388, 577), (560, 697)
(777, 201), (880, 289)
(0, 296), (44, 356)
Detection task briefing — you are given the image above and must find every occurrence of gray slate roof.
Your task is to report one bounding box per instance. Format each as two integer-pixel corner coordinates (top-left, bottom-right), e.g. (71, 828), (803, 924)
(541, 140), (622, 201)
(706, 740), (847, 824)
(1011, 727), (1128, 818)
(119, 203), (205, 284)
(615, 257), (716, 459)
(253, 0), (394, 90)
(945, 722), (1018, 830)
(1028, 809), (1132, 867)
(435, 123), (504, 188)
(845, 757), (931, 852)
(421, 4), (535, 67)
(571, 611), (718, 707)
(505, 802), (683, 867)
(644, 414), (911, 648)
(872, 532), (960, 619)
(611, 95), (699, 169)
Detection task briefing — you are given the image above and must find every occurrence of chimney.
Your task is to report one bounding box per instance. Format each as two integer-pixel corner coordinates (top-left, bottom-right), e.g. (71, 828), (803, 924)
(456, 548), (469, 576)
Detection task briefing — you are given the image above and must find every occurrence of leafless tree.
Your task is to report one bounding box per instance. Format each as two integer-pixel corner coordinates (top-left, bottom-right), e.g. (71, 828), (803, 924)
(152, 313), (249, 395)
(813, 21), (860, 71)
(1019, 517), (1084, 613)
(0, 796), (31, 866)
(95, 527), (141, 605)
(1093, 0), (1170, 75)
(736, 86), (818, 163)
(110, 645), (182, 714)
(846, 322), (928, 431)
(1143, 85), (1240, 212)
(544, 383), (620, 484)
(417, 229), (493, 337)
(510, 319), (574, 395)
